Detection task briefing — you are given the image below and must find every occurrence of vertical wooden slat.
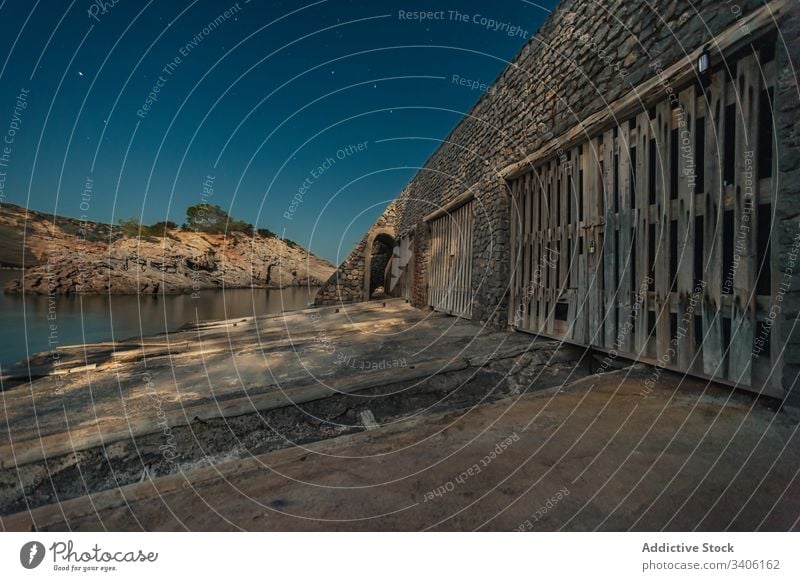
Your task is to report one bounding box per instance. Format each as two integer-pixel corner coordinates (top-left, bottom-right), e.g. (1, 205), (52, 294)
(539, 165), (548, 333)
(702, 70), (726, 378)
(509, 180), (519, 326)
(429, 220), (435, 308)
(431, 220), (436, 307)
(452, 206), (459, 315)
(729, 55), (759, 386)
(767, 45), (783, 397)
(617, 121), (633, 353)
(449, 208), (456, 314)
(634, 111), (651, 356)
(602, 129), (618, 348)
(406, 234), (414, 301)
(677, 86), (697, 371)
(568, 147), (582, 342)
(529, 173), (539, 330)
(586, 139), (603, 347)
(434, 219), (441, 309)
(438, 217), (445, 310)
(542, 162), (550, 334)
(538, 167), (547, 332)
(523, 173), (533, 327)
(546, 160), (556, 335)
(458, 205), (469, 316)
(467, 203), (474, 318)
(450, 207), (457, 315)
(654, 100), (673, 363)
(528, 174), (537, 330)
(433, 218), (439, 308)
(574, 146), (588, 344)
(559, 157), (569, 295)
(559, 157), (569, 339)
(460, 206), (465, 316)
(449, 207), (456, 315)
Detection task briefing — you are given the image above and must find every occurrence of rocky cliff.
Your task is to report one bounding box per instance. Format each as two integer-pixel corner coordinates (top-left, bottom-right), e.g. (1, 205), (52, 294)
(0, 204), (335, 295)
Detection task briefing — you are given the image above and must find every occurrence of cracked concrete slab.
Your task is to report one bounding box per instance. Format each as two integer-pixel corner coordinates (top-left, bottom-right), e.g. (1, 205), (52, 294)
(4, 368), (797, 532)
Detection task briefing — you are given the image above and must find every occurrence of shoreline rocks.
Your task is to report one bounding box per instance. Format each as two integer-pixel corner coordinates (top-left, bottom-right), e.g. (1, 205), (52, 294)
(0, 203), (335, 295)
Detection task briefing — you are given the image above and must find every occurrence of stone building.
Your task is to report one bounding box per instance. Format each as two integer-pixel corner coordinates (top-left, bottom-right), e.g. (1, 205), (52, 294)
(316, 0), (800, 404)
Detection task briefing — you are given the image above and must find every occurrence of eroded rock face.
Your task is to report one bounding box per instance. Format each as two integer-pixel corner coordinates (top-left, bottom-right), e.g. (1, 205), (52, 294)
(0, 204), (335, 295)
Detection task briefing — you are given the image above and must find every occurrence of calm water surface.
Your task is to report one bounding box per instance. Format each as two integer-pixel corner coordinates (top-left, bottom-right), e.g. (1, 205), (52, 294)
(0, 270), (318, 368)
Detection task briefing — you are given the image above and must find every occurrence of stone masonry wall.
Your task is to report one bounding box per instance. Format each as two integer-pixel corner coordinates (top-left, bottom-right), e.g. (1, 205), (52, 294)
(773, 4), (800, 405)
(316, 0), (799, 380)
(316, 203), (397, 305)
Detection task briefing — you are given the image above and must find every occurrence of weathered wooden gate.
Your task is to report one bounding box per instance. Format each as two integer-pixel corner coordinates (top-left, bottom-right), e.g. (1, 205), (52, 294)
(508, 40), (780, 396)
(427, 201), (474, 318)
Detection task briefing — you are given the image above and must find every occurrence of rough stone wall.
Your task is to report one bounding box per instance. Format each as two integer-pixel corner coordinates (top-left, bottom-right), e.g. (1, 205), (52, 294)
(315, 203), (397, 305)
(318, 0), (793, 335)
(773, 5), (800, 406)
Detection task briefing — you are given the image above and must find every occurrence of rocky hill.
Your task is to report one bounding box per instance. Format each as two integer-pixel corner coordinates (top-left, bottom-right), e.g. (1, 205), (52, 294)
(0, 204), (335, 295)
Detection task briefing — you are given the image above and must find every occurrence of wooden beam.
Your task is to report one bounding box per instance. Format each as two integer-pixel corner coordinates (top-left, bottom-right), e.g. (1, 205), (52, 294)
(702, 70), (726, 379)
(586, 138), (603, 347)
(618, 121), (634, 353)
(634, 111), (652, 357)
(423, 188), (475, 223)
(602, 129), (618, 348)
(654, 100), (673, 363)
(728, 54), (760, 386)
(499, 0), (790, 181)
(677, 85), (698, 372)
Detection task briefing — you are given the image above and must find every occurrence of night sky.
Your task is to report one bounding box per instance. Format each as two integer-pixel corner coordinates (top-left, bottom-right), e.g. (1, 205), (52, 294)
(0, 0), (555, 264)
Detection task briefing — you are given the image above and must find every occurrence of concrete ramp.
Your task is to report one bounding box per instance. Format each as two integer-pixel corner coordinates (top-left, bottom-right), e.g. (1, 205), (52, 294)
(1, 299), (581, 515)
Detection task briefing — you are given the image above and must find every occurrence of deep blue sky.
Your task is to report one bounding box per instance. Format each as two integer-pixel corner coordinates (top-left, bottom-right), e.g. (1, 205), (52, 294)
(0, 0), (556, 264)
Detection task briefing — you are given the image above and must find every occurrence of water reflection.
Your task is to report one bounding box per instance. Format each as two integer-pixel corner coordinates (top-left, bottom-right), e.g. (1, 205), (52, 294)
(0, 271), (318, 367)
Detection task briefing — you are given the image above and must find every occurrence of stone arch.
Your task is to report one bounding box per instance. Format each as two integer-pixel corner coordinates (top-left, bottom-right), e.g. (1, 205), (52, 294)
(363, 228), (396, 301)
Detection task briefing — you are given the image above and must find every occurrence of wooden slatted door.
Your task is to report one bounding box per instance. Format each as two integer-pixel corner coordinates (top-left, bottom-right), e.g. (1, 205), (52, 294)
(427, 202), (474, 318)
(509, 152), (598, 342)
(508, 39), (780, 397)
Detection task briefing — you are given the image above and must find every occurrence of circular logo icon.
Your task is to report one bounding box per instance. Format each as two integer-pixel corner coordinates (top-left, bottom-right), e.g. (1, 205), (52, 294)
(19, 541), (46, 569)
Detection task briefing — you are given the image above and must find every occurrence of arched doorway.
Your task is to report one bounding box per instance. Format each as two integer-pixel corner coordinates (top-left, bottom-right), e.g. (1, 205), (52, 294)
(363, 230), (396, 301)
